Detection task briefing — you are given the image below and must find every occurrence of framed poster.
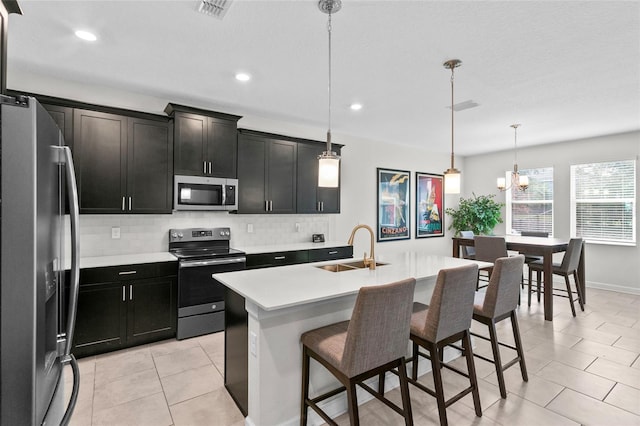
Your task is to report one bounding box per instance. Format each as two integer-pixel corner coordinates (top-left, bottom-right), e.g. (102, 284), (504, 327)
(415, 172), (444, 238)
(376, 168), (410, 241)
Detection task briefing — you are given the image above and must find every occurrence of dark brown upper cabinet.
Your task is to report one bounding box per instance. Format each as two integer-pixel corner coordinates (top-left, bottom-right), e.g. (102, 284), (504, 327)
(296, 142), (341, 214)
(73, 109), (173, 214)
(165, 103), (241, 178)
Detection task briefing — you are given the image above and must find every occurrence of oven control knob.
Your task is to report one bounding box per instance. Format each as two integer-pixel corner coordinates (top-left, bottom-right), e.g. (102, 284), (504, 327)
(177, 232), (183, 239)
(225, 231), (230, 236)
(171, 232), (177, 239)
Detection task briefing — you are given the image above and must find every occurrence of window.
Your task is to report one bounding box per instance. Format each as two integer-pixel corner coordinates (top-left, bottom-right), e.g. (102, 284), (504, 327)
(571, 160), (636, 245)
(506, 167), (554, 235)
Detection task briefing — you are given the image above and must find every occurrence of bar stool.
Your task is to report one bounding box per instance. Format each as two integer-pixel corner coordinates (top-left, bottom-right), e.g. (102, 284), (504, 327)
(470, 255), (528, 399)
(408, 263), (481, 426)
(460, 230), (476, 259)
(300, 278), (416, 426)
(528, 238), (584, 316)
(474, 236), (508, 290)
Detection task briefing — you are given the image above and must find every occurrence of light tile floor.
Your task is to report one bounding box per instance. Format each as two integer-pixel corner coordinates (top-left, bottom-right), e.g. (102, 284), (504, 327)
(64, 287), (640, 425)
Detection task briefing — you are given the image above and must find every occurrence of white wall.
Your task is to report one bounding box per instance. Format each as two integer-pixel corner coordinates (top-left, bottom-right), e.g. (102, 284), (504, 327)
(15, 72), (638, 293)
(463, 131), (640, 294)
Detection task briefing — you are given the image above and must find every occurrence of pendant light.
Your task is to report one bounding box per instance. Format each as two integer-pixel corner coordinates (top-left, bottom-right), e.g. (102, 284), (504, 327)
(443, 59), (462, 194)
(497, 124), (529, 192)
(317, 0), (341, 188)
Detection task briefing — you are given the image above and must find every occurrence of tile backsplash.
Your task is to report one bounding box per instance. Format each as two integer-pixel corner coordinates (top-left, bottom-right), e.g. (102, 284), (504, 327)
(68, 212), (337, 258)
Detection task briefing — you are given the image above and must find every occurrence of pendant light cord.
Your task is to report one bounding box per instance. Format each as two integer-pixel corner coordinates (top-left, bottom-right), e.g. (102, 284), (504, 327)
(450, 66), (455, 169)
(326, 10), (333, 151)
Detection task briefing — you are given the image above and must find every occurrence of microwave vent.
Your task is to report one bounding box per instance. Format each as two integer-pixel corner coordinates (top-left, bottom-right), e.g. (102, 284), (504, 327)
(197, 0), (233, 19)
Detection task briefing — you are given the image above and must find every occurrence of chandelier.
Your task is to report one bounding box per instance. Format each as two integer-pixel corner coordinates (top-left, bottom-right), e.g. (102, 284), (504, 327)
(497, 124), (529, 192)
(317, 0), (341, 188)
(443, 59), (462, 194)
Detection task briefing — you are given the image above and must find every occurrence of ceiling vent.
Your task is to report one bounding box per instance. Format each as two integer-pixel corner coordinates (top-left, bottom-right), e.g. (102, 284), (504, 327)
(447, 100), (480, 112)
(197, 0), (233, 19)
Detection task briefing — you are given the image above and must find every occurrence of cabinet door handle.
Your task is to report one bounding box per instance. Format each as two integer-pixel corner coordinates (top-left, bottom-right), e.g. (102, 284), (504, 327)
(129, 284), (133, 300)
(208, 161), (212, 174)
(274, 256), (286, 260)
(203, 161), (207, 174)
(321, 201), (324, 212)
(265, 200), (269, 211)
(269, 200), (273, 211)
(328, 251), (338, 255)
(317, 202), (320, 212)
(118, 270), (137, 275)
(128, 196), (132, 211)
(122, 286), (126, 302)
(122, 196), (125, 211)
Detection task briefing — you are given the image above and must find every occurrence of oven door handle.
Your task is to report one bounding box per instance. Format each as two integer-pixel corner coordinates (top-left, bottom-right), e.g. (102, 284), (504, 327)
(179, 257), (246, 268)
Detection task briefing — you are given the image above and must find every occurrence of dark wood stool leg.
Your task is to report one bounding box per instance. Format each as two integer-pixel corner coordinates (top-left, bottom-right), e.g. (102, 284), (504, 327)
(430, 344), (448, 426)
(564, 275), (576, 317)
(346, 380), (359, 426)
(398, 357), (414, 426)
(411, 342), (419, 380)
(378, 372), (385, 396)
(510, 311), (528, 382)
(487, 320), (507, 398)
(573, 271), (585, 311)
(527, 268), (533, 307)
(463, 331), (482, 417)
(536, 270), (541, 302)
(300, 346), (310, 426)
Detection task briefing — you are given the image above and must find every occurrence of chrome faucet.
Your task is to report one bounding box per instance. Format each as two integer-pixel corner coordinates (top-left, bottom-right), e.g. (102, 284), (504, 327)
(347, 224), (376, 270)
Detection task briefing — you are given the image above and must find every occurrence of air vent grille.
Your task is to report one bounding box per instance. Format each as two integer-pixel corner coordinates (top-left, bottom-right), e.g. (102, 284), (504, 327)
(197, 0), (232, 19)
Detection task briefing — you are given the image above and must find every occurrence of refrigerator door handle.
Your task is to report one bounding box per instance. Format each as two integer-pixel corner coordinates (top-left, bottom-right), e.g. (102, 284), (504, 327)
(58, 145), (80, 358)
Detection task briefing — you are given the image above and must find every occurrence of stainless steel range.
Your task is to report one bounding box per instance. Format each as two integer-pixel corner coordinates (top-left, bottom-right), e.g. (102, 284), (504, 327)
(169, 227), (246, 340)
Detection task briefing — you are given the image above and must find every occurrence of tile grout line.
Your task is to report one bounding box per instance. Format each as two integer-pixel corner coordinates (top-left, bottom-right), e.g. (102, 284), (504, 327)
(150, 349), (176, 426)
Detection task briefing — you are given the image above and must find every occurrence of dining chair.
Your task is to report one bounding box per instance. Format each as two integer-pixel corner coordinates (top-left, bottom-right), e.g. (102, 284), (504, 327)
(460, 230), (476, 259)
(407, 263), (482, 426)
(474, 236), (508, 290)
(300, 278), (416, 426)
(528, 238), (584, 316)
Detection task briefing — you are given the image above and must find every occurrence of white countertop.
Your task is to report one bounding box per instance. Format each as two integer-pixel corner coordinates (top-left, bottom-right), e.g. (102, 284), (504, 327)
(213, 252), (491, 312)
(237, 241), (349, 255)
(75, 252), (177, 269)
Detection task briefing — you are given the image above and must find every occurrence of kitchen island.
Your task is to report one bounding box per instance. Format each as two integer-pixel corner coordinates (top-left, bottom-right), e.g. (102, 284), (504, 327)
(213, 252), (490, 426)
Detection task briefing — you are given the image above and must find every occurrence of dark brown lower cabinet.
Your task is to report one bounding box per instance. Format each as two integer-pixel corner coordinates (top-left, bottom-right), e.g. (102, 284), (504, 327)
(72, 263), (177, 358)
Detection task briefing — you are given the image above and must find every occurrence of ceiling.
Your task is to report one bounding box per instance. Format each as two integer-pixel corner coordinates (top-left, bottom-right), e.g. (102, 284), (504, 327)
(6, 0), (640, 156)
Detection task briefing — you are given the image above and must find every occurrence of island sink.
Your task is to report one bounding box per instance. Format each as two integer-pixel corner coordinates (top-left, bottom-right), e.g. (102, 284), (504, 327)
(316, 260), (388, 272)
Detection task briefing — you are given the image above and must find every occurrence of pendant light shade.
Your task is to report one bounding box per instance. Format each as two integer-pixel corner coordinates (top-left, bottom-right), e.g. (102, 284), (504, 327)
(317, 0), (341, 188)
(443, 59), (462, 195)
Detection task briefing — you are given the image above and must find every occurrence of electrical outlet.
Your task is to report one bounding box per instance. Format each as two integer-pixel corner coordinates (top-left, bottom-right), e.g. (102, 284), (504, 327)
(247, 223), (254, 233)
(250, 332), (257, 357)
(295, 223), (301, 232)
(111, 226), (120, 239)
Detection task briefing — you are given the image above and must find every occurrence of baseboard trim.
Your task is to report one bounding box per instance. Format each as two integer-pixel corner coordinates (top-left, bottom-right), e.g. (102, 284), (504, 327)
(586, 281), (640, 295)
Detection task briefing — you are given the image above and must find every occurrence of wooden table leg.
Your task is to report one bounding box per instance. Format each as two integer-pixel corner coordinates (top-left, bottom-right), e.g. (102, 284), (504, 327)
(543, 250), (553, 321)
(578, 241), (586, 304)
(453, 239), (460, 258)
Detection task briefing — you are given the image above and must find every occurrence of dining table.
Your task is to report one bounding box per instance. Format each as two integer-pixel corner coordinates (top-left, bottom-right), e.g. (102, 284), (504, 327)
(452, 235), (586, 321)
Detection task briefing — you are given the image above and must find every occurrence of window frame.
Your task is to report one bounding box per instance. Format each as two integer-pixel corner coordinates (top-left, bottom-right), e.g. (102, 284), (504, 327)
(570, 159), (636, 246)
(505, 167), (554, 236)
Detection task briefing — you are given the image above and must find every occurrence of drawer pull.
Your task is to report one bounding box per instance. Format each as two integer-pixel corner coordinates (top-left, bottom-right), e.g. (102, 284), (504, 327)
(274, 256), (286, 260)
(328, 251), (338, 255)
(118, 270), (137, 275)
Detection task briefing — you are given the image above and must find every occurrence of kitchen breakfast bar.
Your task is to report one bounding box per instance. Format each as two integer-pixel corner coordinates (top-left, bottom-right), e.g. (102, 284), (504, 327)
(213, 253), (490, 426)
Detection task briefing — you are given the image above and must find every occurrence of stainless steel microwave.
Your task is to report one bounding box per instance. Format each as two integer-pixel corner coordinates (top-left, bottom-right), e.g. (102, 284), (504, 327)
(174, 175), (238, 211)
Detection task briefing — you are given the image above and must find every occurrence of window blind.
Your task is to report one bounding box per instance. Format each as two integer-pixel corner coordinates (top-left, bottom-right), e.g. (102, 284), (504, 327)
(507, 167), (554, 235)
(571, 160), (636, 245)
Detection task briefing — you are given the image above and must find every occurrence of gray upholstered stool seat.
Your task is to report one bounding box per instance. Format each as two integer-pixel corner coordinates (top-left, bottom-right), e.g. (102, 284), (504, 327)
(468, 255), (528, 399)
(474, 236), (508, 290)
(407, 263), (482, 426)
(300, 278), (416, 426)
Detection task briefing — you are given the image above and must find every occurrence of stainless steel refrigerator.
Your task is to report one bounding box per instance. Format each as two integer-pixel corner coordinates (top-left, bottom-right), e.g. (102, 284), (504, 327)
(1, 95), (81, 425)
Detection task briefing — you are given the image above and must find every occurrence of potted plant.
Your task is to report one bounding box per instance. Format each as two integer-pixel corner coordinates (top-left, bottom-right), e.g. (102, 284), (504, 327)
(445, 193), (504, 236)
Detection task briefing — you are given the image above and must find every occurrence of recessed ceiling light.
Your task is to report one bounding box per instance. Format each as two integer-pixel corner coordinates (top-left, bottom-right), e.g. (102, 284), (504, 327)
(75, 30), (97, 42)
(235, 73), (251, 82)
(350, 103), (363, 111)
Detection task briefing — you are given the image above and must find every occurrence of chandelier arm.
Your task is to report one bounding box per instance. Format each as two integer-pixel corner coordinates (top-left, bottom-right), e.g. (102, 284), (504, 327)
(327, 10), (332, 152)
